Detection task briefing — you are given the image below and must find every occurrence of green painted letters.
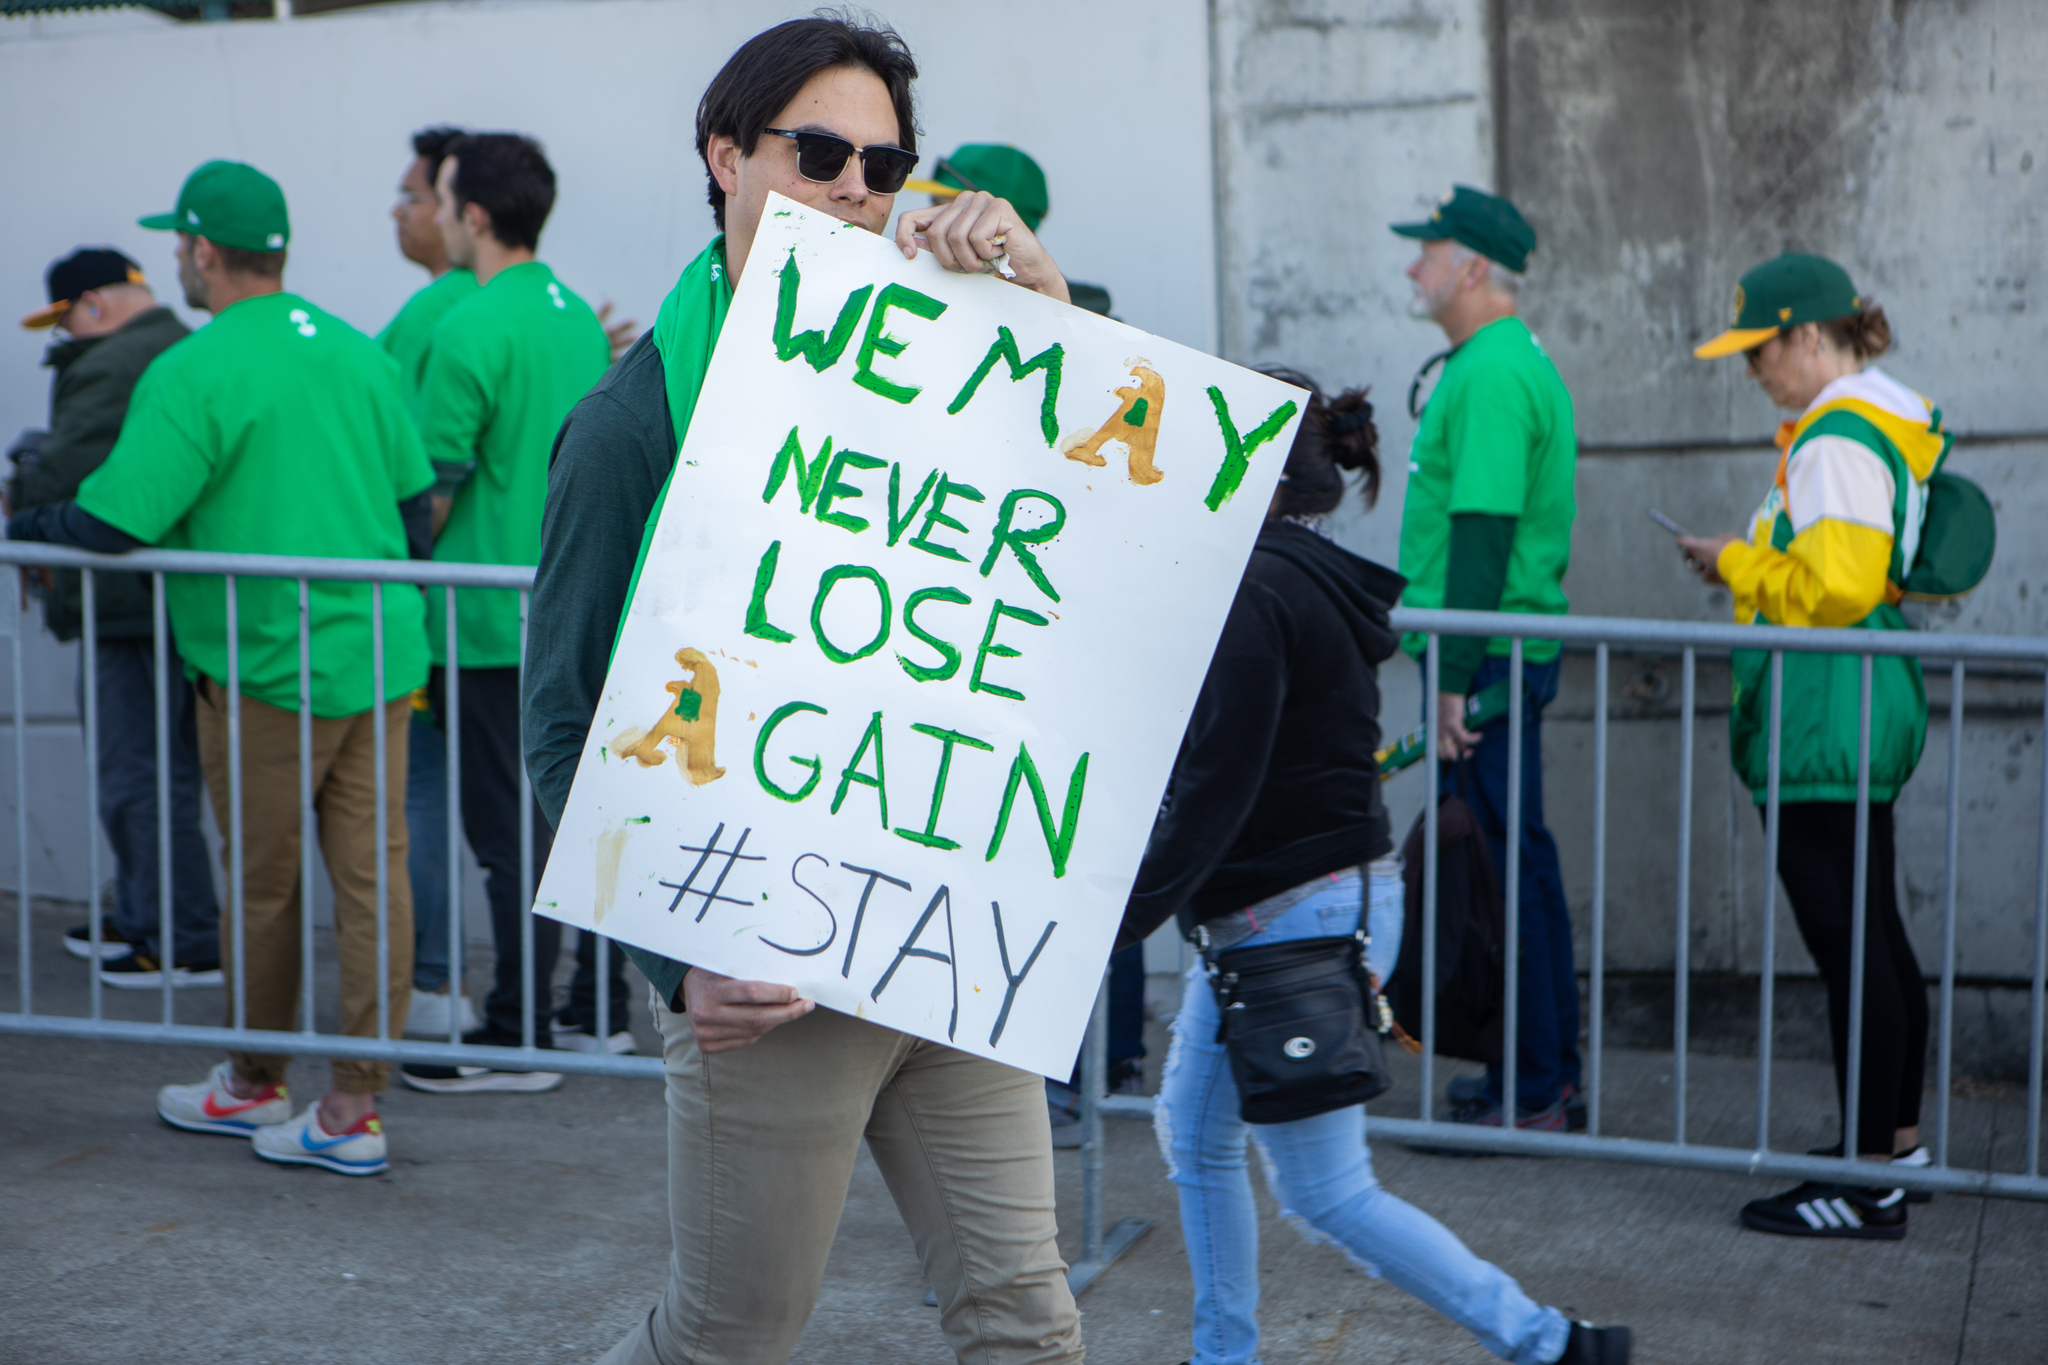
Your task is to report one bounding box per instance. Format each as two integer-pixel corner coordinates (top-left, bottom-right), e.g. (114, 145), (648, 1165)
(984, 744), (1089, 879)
(773, 251), (872, 371)
(946, 326), (1064, 445)
(814, 446), (887, 533)
(886, 465), (939, 546)
(908, 477), (985, 563)
(897, 586), (970, 683)
(743, 540), (797, 643)
(753, 700), (827, 802)
(1203, 387), (1299, 512)
(894, 723), (995, 851)
(831, 710), (888, 826)
(811, 564), (892, 664)
(978, 489), (1065, 602)
(762, 427), (832, 513)
(968, 599), (1048, 701)
(853, 283), (947, 404)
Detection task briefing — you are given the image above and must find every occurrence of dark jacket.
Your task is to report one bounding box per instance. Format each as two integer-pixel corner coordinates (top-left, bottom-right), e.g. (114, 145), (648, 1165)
(1118, 521), (1404, 948)
(523, 332), (688, 1004)
(12, 307), (188, 641)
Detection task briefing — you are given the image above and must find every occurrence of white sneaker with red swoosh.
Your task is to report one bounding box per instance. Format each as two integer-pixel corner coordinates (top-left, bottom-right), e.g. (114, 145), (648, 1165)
(252, 1106), (390, 1177)
(157, 1063), (291, 1137)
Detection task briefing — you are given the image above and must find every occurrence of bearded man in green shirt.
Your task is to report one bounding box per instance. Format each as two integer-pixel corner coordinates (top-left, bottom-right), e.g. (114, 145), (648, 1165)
(1393, 186), (1584, 1134)
(391, 132), (618, 1096)
(8, 160), (434, 1177)
(524, 17), (1085, 1364)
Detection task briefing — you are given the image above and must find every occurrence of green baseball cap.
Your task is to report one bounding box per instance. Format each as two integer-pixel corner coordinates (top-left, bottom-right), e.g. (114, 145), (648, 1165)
(1695, 252), (1860, 358)
(904, 144), (1050, 231)
(139, 160), (290, 253)
(1391, 185), (1536, 274)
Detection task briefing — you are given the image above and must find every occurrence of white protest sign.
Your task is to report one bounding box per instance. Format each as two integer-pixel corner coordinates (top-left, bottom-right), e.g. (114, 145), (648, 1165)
(536, 194), (1304, 1078)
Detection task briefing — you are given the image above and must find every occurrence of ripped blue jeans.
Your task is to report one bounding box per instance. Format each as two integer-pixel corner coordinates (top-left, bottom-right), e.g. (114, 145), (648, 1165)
(1157, 877), (1570, 1365)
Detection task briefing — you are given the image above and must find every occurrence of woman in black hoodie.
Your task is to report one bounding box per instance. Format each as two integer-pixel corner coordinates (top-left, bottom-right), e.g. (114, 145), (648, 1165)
(1120, 374), (1628, 1365)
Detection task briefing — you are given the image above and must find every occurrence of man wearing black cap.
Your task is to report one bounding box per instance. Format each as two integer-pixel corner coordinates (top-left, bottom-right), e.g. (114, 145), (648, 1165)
(13, 248), (220, 989)
(1391, 186), (1584, 1134)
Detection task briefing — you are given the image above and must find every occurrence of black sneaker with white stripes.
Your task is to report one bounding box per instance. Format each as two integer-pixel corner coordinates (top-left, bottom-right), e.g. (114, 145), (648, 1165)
(1740, 1181), (1907, 1239)
(1892, 1143), (1934, 1204)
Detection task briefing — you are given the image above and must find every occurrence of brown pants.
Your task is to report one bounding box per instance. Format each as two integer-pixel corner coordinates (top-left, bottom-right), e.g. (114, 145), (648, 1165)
(194, 680), (413, 1093)
(596, 989), (1084, 1365)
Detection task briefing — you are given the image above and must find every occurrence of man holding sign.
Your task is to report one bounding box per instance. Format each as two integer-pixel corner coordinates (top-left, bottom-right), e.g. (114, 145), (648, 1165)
(527, 18), (1087, 1363)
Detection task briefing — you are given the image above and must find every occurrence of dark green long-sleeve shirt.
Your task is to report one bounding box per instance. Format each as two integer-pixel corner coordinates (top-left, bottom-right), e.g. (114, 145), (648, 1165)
(523, 333), (690, 1006)
(13, 307), (188, 640)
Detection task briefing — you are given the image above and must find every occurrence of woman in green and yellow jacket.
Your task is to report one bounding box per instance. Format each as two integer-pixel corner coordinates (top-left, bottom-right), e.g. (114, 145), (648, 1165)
(1682, 253), (1940, 1242)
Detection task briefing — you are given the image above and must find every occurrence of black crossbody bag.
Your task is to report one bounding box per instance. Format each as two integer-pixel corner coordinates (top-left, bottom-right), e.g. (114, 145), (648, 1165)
(1197, 920), (1410, 1125)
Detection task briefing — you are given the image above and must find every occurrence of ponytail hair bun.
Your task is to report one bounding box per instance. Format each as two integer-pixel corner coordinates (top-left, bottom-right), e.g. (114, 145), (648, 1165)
(1822, 302), (1892, 360)
(1255, 366), (1383, 516)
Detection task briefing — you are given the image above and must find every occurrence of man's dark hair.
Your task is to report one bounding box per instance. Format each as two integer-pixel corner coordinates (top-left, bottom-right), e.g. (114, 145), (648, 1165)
(215, 244), (286, 280)
(696, 12), (919, 231)
(446, 132), (556, 252)
(411, 124), (466, 184)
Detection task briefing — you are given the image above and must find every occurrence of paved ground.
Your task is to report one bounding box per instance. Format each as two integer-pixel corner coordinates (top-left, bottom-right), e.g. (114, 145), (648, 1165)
(4, 904), (2045, 1364)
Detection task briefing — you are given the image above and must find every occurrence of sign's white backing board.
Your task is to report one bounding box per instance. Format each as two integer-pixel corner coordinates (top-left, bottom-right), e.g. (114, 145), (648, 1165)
(536, 196), (1303, 1078)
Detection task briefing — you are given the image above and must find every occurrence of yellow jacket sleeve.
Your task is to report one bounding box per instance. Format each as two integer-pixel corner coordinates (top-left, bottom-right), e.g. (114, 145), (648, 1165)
(1718, 518), (1894, 628)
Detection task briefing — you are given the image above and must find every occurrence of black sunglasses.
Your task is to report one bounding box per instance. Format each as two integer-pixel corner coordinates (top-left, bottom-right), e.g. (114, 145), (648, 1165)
(762, 128), (918, 194)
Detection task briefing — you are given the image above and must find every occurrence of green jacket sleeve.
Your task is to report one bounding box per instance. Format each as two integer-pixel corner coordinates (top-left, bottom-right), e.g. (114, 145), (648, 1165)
(1440, 512), (1516, 694)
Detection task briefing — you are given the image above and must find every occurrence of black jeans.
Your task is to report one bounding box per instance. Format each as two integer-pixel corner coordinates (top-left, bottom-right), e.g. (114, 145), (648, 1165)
(432, 666), (627, 1042)
(83, 636), (219, 963)
(1771, 801), (1928, 1155)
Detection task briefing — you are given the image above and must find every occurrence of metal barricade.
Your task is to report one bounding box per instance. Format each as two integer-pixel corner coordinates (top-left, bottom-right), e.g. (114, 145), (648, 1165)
(2, 546), (2045, 1212)
(1089, 607), (2048, 1206)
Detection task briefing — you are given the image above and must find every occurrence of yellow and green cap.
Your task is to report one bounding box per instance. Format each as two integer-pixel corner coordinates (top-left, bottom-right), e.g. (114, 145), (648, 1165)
(1694, 252), (1860, 358)
(1391, 185), (1535, 274)
(903, 144), (1049, 231)
(139, 160), (289, 253)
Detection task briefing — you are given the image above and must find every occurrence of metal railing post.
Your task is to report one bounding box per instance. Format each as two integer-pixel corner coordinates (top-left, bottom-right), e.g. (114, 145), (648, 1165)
(1503, 638), (1522, 1120)
(152, 572), (171, 1025)
(518, 590), (536, 1052)
(1421, 634), (1441, 1116)
(1673, 647), (1695, 1143)
(299, 579), (316, 1033)
(2029, 667), (2048, 1178)
(82, 570), (101, 1020)
(1589, 642), (1608, 1136)
(1756, 651), (1783, 1152)
(1079, 973), (1107, 1265)
(444, 587), (462, 1045)
(1843, 655), (1874, 1162)
(11, 565), (27, 1016)
(1936, 660), (1963, 1166)
(373, 582), (389, 1041)
(226, 576), (245, 1032)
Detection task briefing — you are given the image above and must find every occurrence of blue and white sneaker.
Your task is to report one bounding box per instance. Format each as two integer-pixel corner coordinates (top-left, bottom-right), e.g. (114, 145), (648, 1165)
(251, 1105), (390, 1176)
(157, 1062), (291, 1136)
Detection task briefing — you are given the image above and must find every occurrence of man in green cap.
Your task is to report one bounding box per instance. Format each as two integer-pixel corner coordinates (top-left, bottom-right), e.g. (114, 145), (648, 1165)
(395, 130), (618, 1096)
(1391, 184), (1583, 1133)
(8, 160), (434, 1177)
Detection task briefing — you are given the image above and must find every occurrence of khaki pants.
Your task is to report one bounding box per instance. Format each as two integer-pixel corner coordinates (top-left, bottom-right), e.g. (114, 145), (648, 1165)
(194, 680), (412, 1093)
(596, 990), (1084, 1365)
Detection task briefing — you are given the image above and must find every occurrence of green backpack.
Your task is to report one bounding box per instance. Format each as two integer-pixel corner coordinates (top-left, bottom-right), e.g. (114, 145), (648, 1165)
(1902, 470), (1997, 601)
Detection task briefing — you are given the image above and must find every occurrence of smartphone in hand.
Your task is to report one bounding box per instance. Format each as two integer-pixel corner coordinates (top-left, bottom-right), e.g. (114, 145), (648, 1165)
(1646, 508), (1690, 538)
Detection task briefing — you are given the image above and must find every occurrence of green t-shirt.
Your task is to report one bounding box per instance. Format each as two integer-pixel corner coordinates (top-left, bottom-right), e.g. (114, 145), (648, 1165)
(78, 292), (434, 718)
(1397, 316), (1577, 664)
(377, 268), (477, 420)
(420, 261), (610, 668)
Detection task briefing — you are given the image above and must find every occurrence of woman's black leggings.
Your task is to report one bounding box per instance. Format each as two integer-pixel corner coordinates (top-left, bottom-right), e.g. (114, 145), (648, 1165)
(1771, 802), (1929, 1156)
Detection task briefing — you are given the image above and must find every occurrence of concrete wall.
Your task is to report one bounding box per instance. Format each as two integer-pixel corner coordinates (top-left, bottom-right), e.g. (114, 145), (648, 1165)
(1211, 0), (2047, 1074)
